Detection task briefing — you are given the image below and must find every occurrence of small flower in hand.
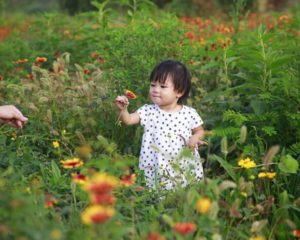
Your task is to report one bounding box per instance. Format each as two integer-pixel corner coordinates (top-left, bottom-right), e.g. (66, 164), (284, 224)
(124, 89), (137, 100)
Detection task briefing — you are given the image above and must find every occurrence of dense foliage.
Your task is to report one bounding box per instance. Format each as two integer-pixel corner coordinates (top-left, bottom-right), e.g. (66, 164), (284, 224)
(0, 2), (299, 240)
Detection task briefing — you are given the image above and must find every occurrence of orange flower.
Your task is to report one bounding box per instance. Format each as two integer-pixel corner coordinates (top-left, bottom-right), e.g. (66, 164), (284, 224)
(292, 230), (300, 237)
(96, 57), (105, 63)
(35, 57), (47, 63)
(0, 75), (4, 81)
(83, 173), (118, 194)
(81, 205), (115, 224)
(185, 31), (195, 39)
(72, 172), (88, 184)
(147, 232), (165, 240)
(60, 158), (84, 169)
(173, 222), (196, 235)
(83, 69), (90, 75)
(90, 193), (116, 205)
(120, 174), (136, 187)
(44, 194), (58, 208)
(91, 52), (99, 59)
(15, 59), (28, 64)
(278, 15), (289, 24)
(125, 89), (137, 100)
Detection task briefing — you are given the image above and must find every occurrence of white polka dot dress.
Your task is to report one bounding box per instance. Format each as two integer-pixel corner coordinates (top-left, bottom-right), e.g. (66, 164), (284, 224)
(137, 104), (204, 190)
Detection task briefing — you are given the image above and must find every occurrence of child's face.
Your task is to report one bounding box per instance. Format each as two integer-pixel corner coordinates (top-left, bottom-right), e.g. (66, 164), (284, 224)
(149, 76), (183, 108)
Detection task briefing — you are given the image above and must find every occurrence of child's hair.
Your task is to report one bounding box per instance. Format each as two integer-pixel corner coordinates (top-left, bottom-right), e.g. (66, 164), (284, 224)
(149, 60), (191, 103)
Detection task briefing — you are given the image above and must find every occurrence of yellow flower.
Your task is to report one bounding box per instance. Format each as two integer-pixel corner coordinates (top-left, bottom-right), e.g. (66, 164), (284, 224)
(60, 158), (84, 169)
(83, 173), (118, 194)
(238, 157), (256, 169)
(258, 172), (276, 179)
(52, 141), (60, 148)
(249, 236), (266, 240)
(81, 205), (115, 224)
(196, 197), (212, 214)
(50, 229), (62, 240)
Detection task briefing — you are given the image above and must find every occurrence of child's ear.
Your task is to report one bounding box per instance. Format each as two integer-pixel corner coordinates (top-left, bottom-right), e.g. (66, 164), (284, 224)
(176, 91), (184, 98)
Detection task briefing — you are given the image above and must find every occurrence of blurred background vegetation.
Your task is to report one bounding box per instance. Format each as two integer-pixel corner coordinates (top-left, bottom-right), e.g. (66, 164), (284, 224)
(1, 0), (299, 16)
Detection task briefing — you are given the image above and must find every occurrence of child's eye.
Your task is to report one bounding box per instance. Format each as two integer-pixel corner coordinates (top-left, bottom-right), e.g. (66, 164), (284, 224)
(161, 85), (167, 88)
(150, 83), (155, 87)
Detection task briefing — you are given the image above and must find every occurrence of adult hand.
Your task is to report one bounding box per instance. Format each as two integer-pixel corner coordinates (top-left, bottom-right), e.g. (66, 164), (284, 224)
(0, 105), (28, 128)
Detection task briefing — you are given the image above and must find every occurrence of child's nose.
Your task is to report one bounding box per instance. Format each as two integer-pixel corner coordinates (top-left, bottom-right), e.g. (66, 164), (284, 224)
(152, 86), (159, 92)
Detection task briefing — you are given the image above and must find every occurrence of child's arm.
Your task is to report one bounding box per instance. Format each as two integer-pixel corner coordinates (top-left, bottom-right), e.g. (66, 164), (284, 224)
(115, 96), (140, 125)
(187, 126), (206, 149)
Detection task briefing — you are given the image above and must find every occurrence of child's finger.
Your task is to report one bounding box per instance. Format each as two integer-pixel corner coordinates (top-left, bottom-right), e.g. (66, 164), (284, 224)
(198, 140), (208, 145)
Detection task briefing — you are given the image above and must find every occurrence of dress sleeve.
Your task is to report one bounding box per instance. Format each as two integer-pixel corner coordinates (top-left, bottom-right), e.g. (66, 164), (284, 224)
(190, 108), (203, 129)
(136, 104), (150, 127)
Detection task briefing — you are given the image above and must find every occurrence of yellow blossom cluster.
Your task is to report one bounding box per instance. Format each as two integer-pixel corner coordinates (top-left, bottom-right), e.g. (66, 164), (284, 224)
(238, 157), (256, 169)
(258, 172), (276, 179)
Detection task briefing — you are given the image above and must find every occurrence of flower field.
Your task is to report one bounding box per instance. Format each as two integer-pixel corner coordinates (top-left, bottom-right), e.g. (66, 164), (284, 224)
(0, 1), (300, 240)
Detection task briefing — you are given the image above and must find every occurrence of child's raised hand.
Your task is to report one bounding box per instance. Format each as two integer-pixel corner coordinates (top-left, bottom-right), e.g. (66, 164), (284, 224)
(115, 96), (129, 111)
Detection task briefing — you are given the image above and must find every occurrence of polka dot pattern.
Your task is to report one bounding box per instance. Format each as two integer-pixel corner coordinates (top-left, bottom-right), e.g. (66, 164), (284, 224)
(137, 104), (204, 189)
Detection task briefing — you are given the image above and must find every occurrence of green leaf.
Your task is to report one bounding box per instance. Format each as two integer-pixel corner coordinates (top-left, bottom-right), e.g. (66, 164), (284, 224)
(279, 190), (289, 205)
(208, 154), (236, 180)
(250, 99), (267, 115)
(178, 147), (193, 159)
(278, 155), (299, 174)
(161, 214), (174, 226)
(51, 160), (61, 181)
(258, 24), (266, 36)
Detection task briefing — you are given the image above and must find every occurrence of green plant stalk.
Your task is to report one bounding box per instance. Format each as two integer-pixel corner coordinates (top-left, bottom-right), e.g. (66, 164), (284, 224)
(131, 200), (136, 229)
(133, 0), (137, 14)
(223, 48), (230, 87)
(224, 218), (234, 240)
(71, 182), (78, 210)
(259, 33), (268, 90)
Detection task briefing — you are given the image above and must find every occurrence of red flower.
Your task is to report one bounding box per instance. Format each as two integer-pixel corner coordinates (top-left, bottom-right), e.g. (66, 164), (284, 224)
(173, 222), (196, 235)
(292, 230), (300, 237)
(90, 193), (115, 205)
(44, 194), (58, 208)
(35, 57), (47, 63)
(185, 31), (195, 39)
(147, 232), (165, 240)
(72, 172), (88, 184)
(120, 174), (136, 187)
(83, 173), (118, 194)
(81, 205), (115, 224)
(125, 90), (137, 100)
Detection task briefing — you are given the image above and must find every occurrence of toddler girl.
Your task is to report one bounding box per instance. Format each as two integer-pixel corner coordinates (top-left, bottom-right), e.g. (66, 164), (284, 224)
(115, 60), (205, 189)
